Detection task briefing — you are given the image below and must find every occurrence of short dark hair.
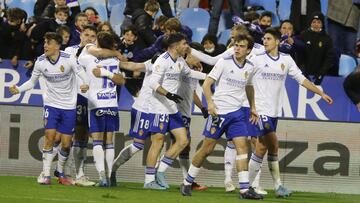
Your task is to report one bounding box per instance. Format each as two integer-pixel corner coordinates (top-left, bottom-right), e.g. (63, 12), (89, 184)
(97, 31), (116, 49)
(280, 20), (293, 28)
(6, 7), (27, 22)
(233, 34), (254, 50)
(123, 25), (138, 36)
(83, 7), (98, 15)
(166, 33), (186, 47)
(56, 25), (71, 35)
(75, 12), (88, 22)
(82, 24), (97, 33)
(259, 11), (272, 20)
(55, 5), (69, 15)
(44, 32), (62, 45)
(264, 27), (281, 40)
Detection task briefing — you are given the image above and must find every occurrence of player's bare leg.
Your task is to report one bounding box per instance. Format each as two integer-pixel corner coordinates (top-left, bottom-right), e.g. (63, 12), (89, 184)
(144, 133), (165, 189)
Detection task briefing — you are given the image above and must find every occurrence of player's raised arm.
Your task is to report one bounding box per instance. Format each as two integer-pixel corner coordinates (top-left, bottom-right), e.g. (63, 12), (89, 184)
(86, 44), (126, 61)
(119, 61), (147, 73)
(190, 47), (233, 65)
(9, 61), (41, 95)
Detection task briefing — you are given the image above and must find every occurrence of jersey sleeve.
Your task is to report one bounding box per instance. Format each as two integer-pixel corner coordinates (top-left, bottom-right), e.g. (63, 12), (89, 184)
(287, 56), (306, 84)
(208, 58), (225, 81)
(149, 59), (166, 90)
(70, 55), (84, 74)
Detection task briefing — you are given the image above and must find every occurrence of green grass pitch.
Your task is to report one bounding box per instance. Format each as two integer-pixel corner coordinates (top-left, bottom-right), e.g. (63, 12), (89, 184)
(0, 176), (359, 203)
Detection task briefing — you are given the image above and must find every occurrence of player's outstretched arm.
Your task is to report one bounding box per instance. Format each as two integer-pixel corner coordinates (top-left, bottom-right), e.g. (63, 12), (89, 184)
(92, 66), (125, 85)
(190, 48), (233, 66)
(87, 45), (126, 61)
(202, 77), (217, 117)
(302, 79), (333, 104)
(119, 61), (146, 72)
(10, 69), (40, 95)
(193, 91), (208, 118)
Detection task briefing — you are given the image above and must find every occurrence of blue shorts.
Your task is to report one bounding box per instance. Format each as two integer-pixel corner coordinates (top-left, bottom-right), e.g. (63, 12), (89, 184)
(88, 107), (119, 133)
(149, 111), (185, 135)
(203, 108), (248, 140)
(243, 107), (260, 137)
(76, 94), (88, 127)
(43, 105), (76, 135)
(170, 116), (191, 140)
(257, 115), (278, 136)
(129, 108), (152, 140)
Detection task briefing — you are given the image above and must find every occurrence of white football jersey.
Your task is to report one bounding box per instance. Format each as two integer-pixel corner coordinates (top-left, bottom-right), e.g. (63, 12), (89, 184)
(177, 75), (198, 117)
(132, 60), (153, 113)
(78, 53), (120, 110)
(32, 51), (85, 109)
(148, 52), (192, 114)
(251, 52), (306, 117)
(208, 55), (255, 114)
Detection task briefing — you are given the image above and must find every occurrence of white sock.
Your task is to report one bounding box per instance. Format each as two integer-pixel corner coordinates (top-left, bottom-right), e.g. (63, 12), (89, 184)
(42, 149), (53, 177)
(105, 144), (115, 179)
(158, 156), (174, 173)
(112, 142), (143, 171)
(252, 167), (262, 188)
(57, 148), (69, 176)
(179, 158), (190, 179)
(183, 164), (200, 185)
(93, 142), (105, 175)
(238, 171), (249, 193)
(145, 167), (156, 184)
(248, 153), (263, 187)
(224, 143), (236, 183)
(268, 154), (282, 190)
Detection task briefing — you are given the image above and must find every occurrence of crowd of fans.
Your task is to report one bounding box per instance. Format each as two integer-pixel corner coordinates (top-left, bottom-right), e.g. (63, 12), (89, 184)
(0, 0), (359, 89)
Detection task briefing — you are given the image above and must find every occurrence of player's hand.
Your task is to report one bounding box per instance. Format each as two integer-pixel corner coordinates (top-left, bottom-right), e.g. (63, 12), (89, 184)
(357, 102), (360, 112)
(249, 108), (259, 125)
(321, 93), (333, 105)
(92, 65), (102, 77)
(24, 60), (34, 69)
(201, 107), (209, 118)
(207, 102), (218, 117)
(9, 85), (19, 95)
(80, 84), (89, 93)
(165, 92), (183, 103)
(117, 53), (128, 62)
(11, 56), (18, 66)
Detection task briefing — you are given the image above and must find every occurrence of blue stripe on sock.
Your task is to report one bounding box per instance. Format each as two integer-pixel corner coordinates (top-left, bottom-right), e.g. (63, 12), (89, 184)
(42, 149), (53, 153)
(105, 144), (114, 149)
(133, 142), (144, 150)
(93, 140), (103, 146)
(145, 167), (156, 174)
(161, 156), (174, 166)
(59, 149), (69, 157)
(251, 153), (263, 163)
(227, 143), (235, 149)
(185, 174), (195, 183)
(239, 182), (249, 190)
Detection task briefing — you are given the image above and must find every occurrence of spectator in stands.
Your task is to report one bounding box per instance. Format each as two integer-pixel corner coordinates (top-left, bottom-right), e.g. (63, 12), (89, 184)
(131, 0), (159, 47)
(68, 12), (88, 46)
(244, 10), (260, 24)
(118, 25), (146, 61)
(200, 33), (226, 74)
(290, 0), (321, 34)
(208, 0), (243, 35)
(228, 24), (251, 48)
(176, 0), (199, 16)
(343, 65), (360, 112)
(0, 7), (28, 66)
(30, 6), (69, 55)
(152, 15), (168, 37)
(279, 20), (304, 63)
(83, 6), (101, 27)
(121, 0), (173, 34)
(250, 11), (272, 44)
(97, 21), (121, 48)
(299, 12), (335, 85)
(56, 24), (71, 50)
(327, 0), (360, 56)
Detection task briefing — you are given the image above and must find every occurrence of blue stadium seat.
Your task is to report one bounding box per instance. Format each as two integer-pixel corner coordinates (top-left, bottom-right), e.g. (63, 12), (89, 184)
(320, 0), (328, 15)
(79, 0), (108, 21)
(339, 54), (357, 77)
(6, 0), (36, 19)
(218, 29), (231, 45)
(191, 27), (208, 43)
(108, 0), (125, 13)
(179, 8), (210, 29)
(110, 4), (125, 26)
(278, 0), (291, 21)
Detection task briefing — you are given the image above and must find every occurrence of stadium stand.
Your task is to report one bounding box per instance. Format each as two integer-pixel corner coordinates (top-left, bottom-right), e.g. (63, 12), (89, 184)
(218, 29), (231, 45)
(5, 0), (36, 20)
(339, 54), (358, 77)
(79, 0), (108, 21)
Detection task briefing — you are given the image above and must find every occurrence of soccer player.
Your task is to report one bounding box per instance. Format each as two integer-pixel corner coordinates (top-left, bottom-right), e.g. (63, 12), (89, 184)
(144, 33), (206, 190)
(78, 31), (125, 187)
(9, 32), (89, 185)
(180, 34), (263, 200)
(247, 28), (333, 198)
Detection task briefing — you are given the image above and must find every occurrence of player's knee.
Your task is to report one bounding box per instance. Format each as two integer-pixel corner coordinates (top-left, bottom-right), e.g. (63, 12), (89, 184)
(177, 137), (189, 149)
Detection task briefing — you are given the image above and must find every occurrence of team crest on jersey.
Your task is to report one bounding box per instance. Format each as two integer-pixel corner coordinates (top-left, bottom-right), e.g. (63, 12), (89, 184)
(244, 71), (249, 79)
(210, 127), (216, 134)
(139, 129), (144, 136)
(265, 123), (270, 129)
(60, 65), (65, 72)
(159, 123), (164, 130)
(155, 65), (160, 71)
(318, 41), (322, 48)
(281, 63), (285, 72)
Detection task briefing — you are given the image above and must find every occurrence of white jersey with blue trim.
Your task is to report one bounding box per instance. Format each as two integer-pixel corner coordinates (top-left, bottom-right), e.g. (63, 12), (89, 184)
(64, 44), (88, 98)
(177, 75), (198, 118)
(132, 60), (153, 113)
(149, 52), (192, 114)
(251, 52), (306, 117)
(32, 51), (83, 109)
(78, 53), (120, 110)
(208, 55), (255, 114)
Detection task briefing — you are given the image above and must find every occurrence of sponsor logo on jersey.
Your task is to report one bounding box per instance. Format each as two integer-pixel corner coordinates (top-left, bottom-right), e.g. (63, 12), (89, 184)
(60, 65), (65, 72)
(97, 92), (116, 100)
(95, 109), (118, 117)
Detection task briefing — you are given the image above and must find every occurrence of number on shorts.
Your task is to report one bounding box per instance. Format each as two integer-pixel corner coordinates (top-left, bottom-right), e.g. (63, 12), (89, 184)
(139, 119), (150, 129)
(44, 108), (49, 118)
(212, 117), (225, 127)
(260, 115), (268, 122)
(159, 114), (169, 122)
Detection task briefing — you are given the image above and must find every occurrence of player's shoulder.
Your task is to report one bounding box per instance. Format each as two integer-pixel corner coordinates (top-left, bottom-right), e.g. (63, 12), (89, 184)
(37, 54), (46, 62)
(280, 52), (290, 57)
(256, 51), (267, 57)
(60, 51), (71, 58)
(223, 54), (233, 61)
(253, 42), (263, 49)
(244, 59), (254, 67)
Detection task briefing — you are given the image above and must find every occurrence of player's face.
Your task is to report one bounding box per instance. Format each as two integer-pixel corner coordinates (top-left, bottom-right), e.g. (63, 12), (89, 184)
(280, 22), (294, 36)
(176, 39), (189, 56)
(55, 11), (68, 22)
(44, 39), (60, 57)
(233, 40), (250, 59)
(263, 33), (279, 52)
(61, 32), (70, 45)
(311, 19), (322, 32)
(259, 16), (272, 26)
(80, 29), (97, 45)
(76, 16), (89, 30)
(123, 31), (137, 45)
